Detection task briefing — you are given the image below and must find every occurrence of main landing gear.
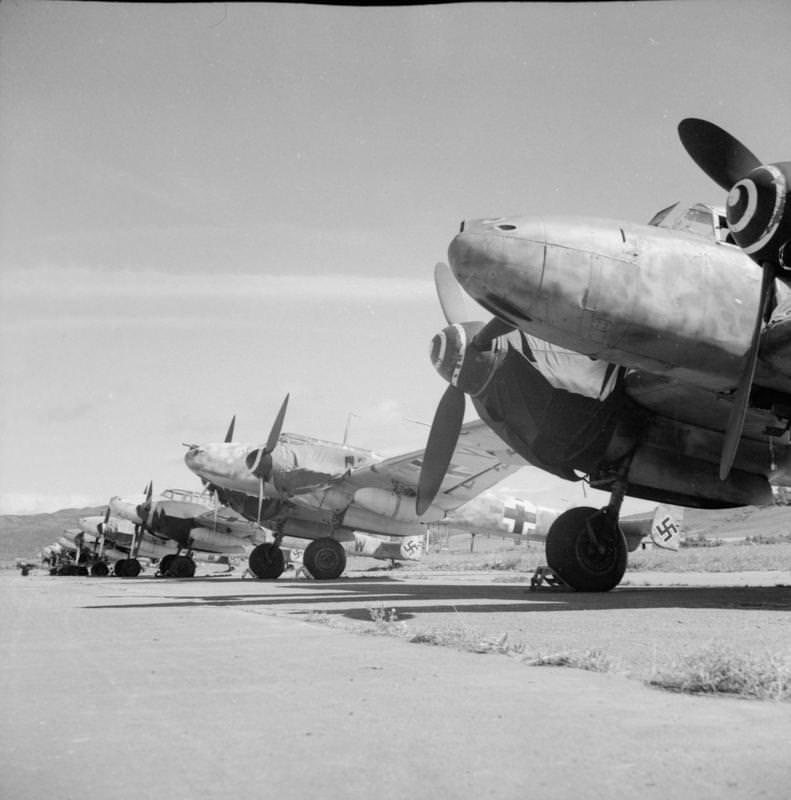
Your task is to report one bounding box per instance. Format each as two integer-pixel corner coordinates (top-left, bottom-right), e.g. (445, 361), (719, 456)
(158, 553), (197, 578)
(545, 482), (628, 592)
(303, 538), (346, 580)
(114, 558), (142, 578)
(248, 542), (286, 579)
(246, 537), (347, 580)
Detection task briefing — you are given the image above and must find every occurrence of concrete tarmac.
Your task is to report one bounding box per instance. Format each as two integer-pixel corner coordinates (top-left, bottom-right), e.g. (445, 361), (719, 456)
(1, 571), (790, 800)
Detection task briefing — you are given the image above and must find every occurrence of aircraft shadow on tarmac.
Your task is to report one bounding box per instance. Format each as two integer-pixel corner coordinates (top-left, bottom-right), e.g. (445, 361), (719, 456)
(83, 575), (791, 620)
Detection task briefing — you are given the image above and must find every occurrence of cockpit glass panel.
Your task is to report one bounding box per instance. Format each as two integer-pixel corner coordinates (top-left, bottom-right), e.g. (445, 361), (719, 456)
(648, 203), (678, 227)
(648, 202), (719, 242)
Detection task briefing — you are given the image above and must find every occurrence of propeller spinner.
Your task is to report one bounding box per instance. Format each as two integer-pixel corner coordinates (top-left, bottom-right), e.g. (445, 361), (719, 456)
(244, 393), (290, 522)
(416, 264), (513, 515)
(679, 118), (791, 479)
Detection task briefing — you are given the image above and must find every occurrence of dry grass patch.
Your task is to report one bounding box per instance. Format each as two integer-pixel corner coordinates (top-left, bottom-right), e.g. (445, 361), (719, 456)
(648, 644), (791, 700)
(524, 649), (613, 672)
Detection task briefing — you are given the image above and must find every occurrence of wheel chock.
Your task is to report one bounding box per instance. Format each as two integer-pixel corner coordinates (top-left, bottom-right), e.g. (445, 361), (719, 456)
(529, 566), (573, 591)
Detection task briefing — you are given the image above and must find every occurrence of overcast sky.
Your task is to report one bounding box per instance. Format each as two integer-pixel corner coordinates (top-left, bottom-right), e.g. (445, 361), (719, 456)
(1, 1), (790, 514)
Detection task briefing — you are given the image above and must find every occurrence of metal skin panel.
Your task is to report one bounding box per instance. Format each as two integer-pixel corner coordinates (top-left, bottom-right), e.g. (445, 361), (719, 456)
(449, 215), (791, 395)
(463, 336), (777, 508)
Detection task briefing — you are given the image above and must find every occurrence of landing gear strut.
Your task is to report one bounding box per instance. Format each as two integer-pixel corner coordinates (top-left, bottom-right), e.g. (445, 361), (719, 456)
(545, 482), (628, 592)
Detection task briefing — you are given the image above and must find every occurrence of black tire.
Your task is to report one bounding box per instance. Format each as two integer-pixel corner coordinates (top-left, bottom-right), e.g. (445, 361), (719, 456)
(169, 556), (196, 578)
(115, 558), (142, 578)
(159, 554), (177, 576)
(545, 506), (627, 592)
(90, 562), (109, 577)
(249, 543), (285, 579)
(303, 538), (346, 580)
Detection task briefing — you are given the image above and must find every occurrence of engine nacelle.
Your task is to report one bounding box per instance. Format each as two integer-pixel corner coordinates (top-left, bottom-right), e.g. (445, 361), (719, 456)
(189, 527), (247, 554)
(342, 506), (424, 538)
(353, 488), (444, 524)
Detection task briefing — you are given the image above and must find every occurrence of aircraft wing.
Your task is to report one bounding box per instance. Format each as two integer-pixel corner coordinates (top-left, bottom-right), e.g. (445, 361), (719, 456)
(623, 369), (787, 481)
(193, 506), (265, 540)
(342, 419), (526, 515)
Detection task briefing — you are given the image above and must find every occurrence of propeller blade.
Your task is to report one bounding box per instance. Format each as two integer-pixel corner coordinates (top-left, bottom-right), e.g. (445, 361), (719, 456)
(416, 385), (466, 515)
(265, 394), (289, 453)
(224, 415), (236, 443)
(434, 262), (469, 325)
(719, 264), (774, 479)
(678, 118), (761, 191)
(257, 477), (264, 525)
(471, 317), (515, 350)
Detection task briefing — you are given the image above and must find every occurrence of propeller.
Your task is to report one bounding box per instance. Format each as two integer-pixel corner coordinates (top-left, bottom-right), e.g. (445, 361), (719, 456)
(416, 264), (513, 515)
(678, 118), (791, 479)
(224, 415), (236, 443)
(97, 505), (111, 535)
(244, 394), (290, 522)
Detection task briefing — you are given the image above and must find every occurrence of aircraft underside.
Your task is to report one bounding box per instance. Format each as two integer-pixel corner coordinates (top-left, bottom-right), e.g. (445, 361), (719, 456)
(470, 343), (774, 590)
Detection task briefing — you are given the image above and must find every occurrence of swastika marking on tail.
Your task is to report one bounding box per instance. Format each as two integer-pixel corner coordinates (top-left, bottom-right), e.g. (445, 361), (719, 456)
(655, 516), (678, 542)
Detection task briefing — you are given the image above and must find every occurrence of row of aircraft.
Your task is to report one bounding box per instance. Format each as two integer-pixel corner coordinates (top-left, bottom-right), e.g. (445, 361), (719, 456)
(43, 418), (680, 580)
(47, 117), (779, 591)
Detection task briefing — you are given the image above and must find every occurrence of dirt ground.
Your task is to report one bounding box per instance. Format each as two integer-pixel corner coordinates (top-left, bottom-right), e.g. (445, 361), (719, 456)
(2, 568), (790, 800)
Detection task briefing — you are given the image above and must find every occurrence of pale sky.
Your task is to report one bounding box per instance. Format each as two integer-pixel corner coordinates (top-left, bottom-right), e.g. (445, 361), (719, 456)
(1, 1), (790, 513)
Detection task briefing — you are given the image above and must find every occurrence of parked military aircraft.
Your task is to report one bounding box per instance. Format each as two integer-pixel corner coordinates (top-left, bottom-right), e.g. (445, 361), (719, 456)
(416, 118), (791, 591)
(183, 396), (524, 579)
(105, 486), (265, 576)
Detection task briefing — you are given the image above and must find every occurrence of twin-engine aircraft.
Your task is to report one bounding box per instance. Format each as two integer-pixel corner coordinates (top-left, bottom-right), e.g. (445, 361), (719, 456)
(183, 396), (524, 579)
(416, 118), (791, 592)
(93, 486), (266, 576)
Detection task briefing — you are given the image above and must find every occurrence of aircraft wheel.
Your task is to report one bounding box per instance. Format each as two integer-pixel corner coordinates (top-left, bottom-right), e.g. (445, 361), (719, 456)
(159, 554), (177, 576)
(115, 558), (142, 578)
(303, 538), (346, 580)
(90, 562), (109, 577)
(545, 506), (627, 592)
(169, 556), (196, 578)
(248, 543), (285, 579)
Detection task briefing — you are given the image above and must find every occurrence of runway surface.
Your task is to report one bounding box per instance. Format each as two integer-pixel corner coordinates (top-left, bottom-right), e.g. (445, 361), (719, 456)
(2, 569), (790, 800)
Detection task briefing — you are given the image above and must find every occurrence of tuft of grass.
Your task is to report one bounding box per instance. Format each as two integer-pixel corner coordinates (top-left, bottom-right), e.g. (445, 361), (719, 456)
(410, 626), (527, 656)
(366, 606), (410, 637)
(648, 644), (791, 700)
(523, 649), (613, 673)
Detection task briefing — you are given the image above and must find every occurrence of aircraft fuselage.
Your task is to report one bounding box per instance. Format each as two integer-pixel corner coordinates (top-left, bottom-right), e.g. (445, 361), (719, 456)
(449, 216), (791, 395)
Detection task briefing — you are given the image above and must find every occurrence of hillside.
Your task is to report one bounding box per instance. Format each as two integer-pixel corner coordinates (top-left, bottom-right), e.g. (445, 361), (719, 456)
(3, 502), (791, 566)
(0, 506), (104, 563)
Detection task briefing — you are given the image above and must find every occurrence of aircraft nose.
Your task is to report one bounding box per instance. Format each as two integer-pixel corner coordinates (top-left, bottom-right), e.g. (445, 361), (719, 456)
(448, 218), (546, 322)
(184, 446), (204, 471)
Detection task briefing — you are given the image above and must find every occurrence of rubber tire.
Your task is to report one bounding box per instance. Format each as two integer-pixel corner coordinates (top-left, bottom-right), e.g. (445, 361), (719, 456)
(116, 558), (142, 578)
(545, 506), (627, 592)
(169, 556), (196, 578)
(159, 554), (177, 576)
(303, 538), (346, 580)
(248, 543), (285, 579)
(90, 562), (109, 577)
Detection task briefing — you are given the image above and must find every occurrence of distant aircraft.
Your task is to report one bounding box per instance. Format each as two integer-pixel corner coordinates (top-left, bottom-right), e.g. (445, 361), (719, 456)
(438, 491), (681, 553)
(104, 485), (266, 577)
(415, 118), (791, 591)
(183, 395), (523, 579)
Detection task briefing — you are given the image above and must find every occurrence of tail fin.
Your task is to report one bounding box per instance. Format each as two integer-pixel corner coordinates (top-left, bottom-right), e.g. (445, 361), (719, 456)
(649, 505), (682, 551)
